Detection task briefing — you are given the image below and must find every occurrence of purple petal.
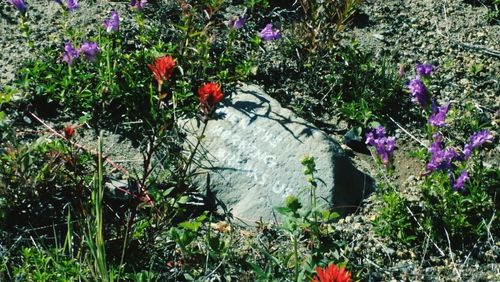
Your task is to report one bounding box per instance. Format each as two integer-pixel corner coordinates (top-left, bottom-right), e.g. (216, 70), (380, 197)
(452, 170), (469, 191)
(259, 23), (281, 41)
(66, 0), (79, 11)
(62, 42), (80, 64)
(79, 42), (100, 62)
(233, 16), (246, 29)
(468, 130), (493, 149)
(103, 10), (120, 32)
(130, 0), (147, 9)
(429, 100), (451, 127)
(407, 78), (428, 108)
(416, 63), (435, 76)
(10, 0), (27, 12)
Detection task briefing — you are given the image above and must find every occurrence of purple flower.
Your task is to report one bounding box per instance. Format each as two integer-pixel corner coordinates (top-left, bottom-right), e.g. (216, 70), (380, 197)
(427, 134), (458, 172)
(365, 126), (386, 145)
(53, 0), (63, 4)
(416, 63), (435, 77)
(258, 23), (281, 41)
(62, 42), (80, 64)
(452, 170), (469, 191)
(366, 126), (396, 167)
(130, 0), (147, 9)
(79, 42), (100, 62)
(65, 0), (79, 11)
(103, 10), (120, 33)
(429, 100), (450, 127)
(462, 130), (493, 160)
(407, 78), (428, 108)
(462, 143), (473, 160)
(385, 136), (396, 152)
(231, 15), (246, 29)
(468, 130), (493, 148)
(9, 0), (27, 12)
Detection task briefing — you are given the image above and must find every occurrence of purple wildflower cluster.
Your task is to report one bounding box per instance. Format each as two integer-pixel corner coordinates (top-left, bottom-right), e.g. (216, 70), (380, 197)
(428, 99), (450, 127)
(426, 130), (493, 191)
(258, 23), (281, 41)
(462, 130), (493, 160)
(427, 133), (457, 172)
(10, 0), (27, 12)
(80, 42), (100, 62)
(452, 171), (469, 191)
(62, 42), (80, 64)
(407, 63), (436, 109)
(408, 78), (428, 108)
(230, 15), (246, 29)
(130, 0), (147, 10)
(54, 0), (79, 11)
(66, 0), (79, 10)
(103, 10), (120, 33)
(62, 41), (100, 64)
(365, 126), (396, 167)
(416, 63), (435, 77)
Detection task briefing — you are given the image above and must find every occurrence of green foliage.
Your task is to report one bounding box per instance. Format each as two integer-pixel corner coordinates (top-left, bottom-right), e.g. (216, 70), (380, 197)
(259, 40), (404, 127)
(272, 156), (343, 281)
(0, 87), (15, 122)
(485, 0), (500, 23)
(16, 2), (254, 128)
(375, 98), (497, 251)
(0, 137), (94, 229)
(421, 166), (499, 247)
(373, 191), (418, 245)
(170, 213), (207, 256)
(245, 0), (269, 10)
(85, 133), (114, 281)
(12, 247), (85, 281)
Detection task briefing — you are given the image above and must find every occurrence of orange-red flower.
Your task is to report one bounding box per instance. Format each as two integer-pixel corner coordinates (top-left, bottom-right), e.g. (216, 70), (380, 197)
(147, 55), (175, 85)
(311, 263), (352, 282)
(198, 82), (224, 107)
(64, 125), (75, 139)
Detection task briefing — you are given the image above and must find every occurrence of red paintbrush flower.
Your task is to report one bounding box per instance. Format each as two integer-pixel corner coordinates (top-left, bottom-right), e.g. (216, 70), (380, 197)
(64, 125), (75, 139)
(311, 263), (352, 282)
(198, 82), (224, 107)
(147, 55), (175, 85)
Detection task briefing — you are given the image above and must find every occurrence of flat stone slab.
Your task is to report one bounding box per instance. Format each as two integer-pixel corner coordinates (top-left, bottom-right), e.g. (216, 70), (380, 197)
(185, 84), (373, 222)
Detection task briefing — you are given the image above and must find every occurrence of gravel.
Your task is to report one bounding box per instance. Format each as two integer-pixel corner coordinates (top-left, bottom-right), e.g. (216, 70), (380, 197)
(345, 0), (499, 114)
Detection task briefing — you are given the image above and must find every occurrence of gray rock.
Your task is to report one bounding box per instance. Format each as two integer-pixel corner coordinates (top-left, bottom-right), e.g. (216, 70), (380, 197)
(184, 84), (374, 222)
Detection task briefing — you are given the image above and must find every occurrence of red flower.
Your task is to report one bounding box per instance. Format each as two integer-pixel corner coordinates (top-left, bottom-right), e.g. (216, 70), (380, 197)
(64, 125), (75, 139)
(147, 55), (175, 85)
(311, 263), (352, 282)
(198, 82), (224, 107)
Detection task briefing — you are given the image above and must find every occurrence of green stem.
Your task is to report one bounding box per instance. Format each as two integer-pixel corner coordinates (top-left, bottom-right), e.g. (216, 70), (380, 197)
(184, 120), (208, 175)
(293, 234), (299, 282)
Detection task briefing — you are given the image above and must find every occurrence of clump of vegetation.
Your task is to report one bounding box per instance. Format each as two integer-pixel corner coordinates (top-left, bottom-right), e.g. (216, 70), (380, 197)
(373, 64), (498, 252)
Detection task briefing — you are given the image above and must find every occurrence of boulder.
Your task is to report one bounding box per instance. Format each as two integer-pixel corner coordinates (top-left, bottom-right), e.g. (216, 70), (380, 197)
(184, 84), (374, 222)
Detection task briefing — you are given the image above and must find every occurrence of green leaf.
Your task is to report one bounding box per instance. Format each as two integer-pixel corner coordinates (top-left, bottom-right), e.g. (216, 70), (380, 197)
(179, 221), (201, 231)
(274, 206), (292, 215)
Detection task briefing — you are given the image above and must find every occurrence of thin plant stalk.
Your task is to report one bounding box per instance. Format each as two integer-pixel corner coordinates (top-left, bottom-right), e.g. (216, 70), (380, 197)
(86, 131), (111, 281)
(183, 119), (208, 175)
(292, 233), (299, 282)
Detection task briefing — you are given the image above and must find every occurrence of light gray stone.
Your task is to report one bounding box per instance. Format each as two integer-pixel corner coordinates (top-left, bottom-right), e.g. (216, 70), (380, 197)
(184, 84), (373, 222)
